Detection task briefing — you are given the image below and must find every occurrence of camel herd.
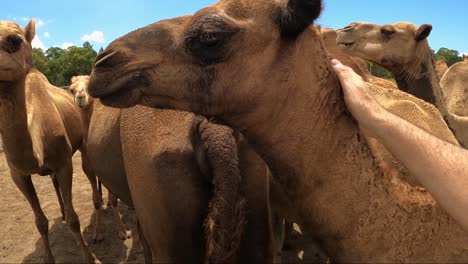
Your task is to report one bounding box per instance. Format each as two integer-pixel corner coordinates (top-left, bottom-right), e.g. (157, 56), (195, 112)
(1, 0), (468, 263)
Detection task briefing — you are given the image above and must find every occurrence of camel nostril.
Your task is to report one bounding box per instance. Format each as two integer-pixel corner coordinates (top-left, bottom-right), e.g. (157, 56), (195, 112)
(341, 26), (353, 32)
(94, 50), (121, 68)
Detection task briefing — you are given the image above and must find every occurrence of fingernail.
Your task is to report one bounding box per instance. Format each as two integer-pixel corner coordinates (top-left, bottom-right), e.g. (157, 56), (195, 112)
(331, 59), (341, 66)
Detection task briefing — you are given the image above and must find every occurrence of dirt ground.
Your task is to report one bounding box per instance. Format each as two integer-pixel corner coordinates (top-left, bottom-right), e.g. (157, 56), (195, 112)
(0, 148), (145, 264)
(0, 138), (321, 264)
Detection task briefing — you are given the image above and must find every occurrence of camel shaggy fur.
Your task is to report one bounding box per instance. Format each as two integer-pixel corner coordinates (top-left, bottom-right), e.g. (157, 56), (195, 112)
(69, 75), (131, 240)
(0, 20), (94, 263)
(336, 21), (468, 148)
(88, 0), (468, 262)
(87, 102), (275, 263)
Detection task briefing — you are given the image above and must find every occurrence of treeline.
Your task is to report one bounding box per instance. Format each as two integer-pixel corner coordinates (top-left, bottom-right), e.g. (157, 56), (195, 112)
(32, 41), (101, 86)
(32, 43), (463, 85)
(369, 47), (465, 79)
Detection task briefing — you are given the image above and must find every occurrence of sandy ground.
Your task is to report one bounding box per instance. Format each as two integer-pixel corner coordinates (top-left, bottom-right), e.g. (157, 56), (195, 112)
(0, 137), (321, 263)
(0, 150), (145, 263)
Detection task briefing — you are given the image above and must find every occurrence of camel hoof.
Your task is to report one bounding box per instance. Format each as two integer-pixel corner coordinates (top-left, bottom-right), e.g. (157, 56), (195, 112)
(119, 229), (132, 240)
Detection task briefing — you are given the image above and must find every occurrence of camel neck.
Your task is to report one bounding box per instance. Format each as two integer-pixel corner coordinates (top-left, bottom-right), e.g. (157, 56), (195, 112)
(0, 77), (39, 172)
(236, 30), (465, 260)
(386, 48), (445, 110)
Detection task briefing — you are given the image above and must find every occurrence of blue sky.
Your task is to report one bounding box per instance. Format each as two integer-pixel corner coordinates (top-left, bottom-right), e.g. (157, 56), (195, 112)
(3, 0), (467, 54)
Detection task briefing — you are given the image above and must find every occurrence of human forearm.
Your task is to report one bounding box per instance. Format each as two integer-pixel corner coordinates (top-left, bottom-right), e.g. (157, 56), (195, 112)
(370, 108), (468, 229)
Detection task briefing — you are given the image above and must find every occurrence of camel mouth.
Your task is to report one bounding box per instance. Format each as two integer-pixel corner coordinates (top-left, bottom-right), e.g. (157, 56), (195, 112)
(88, 69), (144, 98)
(99, 84), (143, 108)
(337, 41), (355, 48)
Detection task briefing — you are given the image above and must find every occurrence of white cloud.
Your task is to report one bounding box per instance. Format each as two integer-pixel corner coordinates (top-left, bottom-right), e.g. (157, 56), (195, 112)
(81, 31), (105, 43)
(61, 42), (75, 49)
(43, 32), (50, 38)
(32, 35), (46, 50)
(36, 19), (45, 29)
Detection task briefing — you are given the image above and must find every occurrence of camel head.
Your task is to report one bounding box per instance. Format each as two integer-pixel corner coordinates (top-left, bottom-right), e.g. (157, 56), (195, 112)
(69, 75), (93, 108)
(0, 19), (35, 81)
(88, 0), (323, 118)
(464, 54), (468, 61)
(336, 22), (433, 68)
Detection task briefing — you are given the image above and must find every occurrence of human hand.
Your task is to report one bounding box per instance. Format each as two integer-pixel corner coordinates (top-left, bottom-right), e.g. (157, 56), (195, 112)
(331, 59), (384, 129)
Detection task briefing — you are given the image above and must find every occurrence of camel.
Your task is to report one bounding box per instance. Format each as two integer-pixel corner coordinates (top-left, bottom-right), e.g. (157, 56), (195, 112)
(439, 60), (468, 148)
(87, 0), (468, 262)
(83, 94), (276, 261)
(0, 20), (94, 263)
(69, 75), (131, 240)
(436, 59), (449, 80)
(321, 28), (398, 91)
(336, 22), (468, 148)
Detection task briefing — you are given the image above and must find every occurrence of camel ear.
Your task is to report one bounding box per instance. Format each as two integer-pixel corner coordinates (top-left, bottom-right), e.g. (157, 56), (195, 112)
(415, 24), (432, 41)
(275, 0), (322, 39)
(24, 19), (36, 43)
(71, 76), (77, 83)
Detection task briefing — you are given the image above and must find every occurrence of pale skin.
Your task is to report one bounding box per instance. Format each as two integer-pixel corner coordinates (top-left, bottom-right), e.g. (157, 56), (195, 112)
(332, 58), (468, 231)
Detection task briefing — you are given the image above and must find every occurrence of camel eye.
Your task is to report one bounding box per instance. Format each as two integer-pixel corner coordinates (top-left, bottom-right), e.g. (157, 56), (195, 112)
(184, 15), (239, 65)
(3, 35), (23, 53)
(381, 29), (395, 38)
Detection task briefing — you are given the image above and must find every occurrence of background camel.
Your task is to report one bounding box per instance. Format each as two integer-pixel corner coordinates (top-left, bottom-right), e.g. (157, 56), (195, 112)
(321, 28), (458, 186)
(436, 59), (449, 80)
(86, 96), (275, 262)
(439, 60), (468, 147)
(0, 20), (94, 263)
(87, 0), (468, 262)
(336, 21), (468, 147)
(69, 75), (131, 241)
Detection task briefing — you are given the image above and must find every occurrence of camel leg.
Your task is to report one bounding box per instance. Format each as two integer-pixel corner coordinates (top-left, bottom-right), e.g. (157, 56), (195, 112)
(108, 192), (131, 240)
(56, 160), (95, 263)
(50, 174), (65, 221)
(11, 172), (54, 263)
(137, 220), (153, 264)
(282, 220), (294, 250)
(80, 146), (104, 243)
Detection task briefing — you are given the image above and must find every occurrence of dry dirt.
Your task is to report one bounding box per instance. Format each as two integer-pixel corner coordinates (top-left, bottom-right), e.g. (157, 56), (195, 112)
(0, 138), (321, 264)
(0, 147), (145, 264)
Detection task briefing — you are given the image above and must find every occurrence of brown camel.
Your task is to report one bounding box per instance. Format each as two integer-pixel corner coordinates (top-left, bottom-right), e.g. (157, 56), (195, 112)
(436, 59), (449, 80)
(336, 21), (468, 147)
(439, 60), (468, 147)
(87, 0), (468, 262)
(0, 20), (94, 263)
(321, 27), (398, 91)
(69, 75), (131, 240)
(85, 97), (275, 262)
(88, 102), (276, 263)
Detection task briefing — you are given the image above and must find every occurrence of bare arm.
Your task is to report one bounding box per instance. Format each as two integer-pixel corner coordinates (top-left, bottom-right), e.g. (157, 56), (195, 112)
(331, 59), (468, 230)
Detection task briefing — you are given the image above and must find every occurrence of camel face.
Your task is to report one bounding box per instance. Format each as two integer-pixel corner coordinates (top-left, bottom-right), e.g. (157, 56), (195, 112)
(88, 0), (323, 116)
(336, 22), (432, 67)
(0, 20), (35, 81)
(70, 75), (92, 108)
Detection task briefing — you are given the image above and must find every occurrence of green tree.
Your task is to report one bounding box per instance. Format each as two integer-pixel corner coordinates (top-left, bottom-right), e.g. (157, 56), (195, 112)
(83, 41), (93, 50)
(367, 61), (394, 79)
(434, 48), (463, 67)
(31, 43), (98, 86)
(32, 48), (48, 73)
(59, 46), (97, 85)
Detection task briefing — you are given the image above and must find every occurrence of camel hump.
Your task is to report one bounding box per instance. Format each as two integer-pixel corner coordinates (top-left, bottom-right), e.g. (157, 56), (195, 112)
(191, 116), (246, 263)
(368, 83), (459, 145)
